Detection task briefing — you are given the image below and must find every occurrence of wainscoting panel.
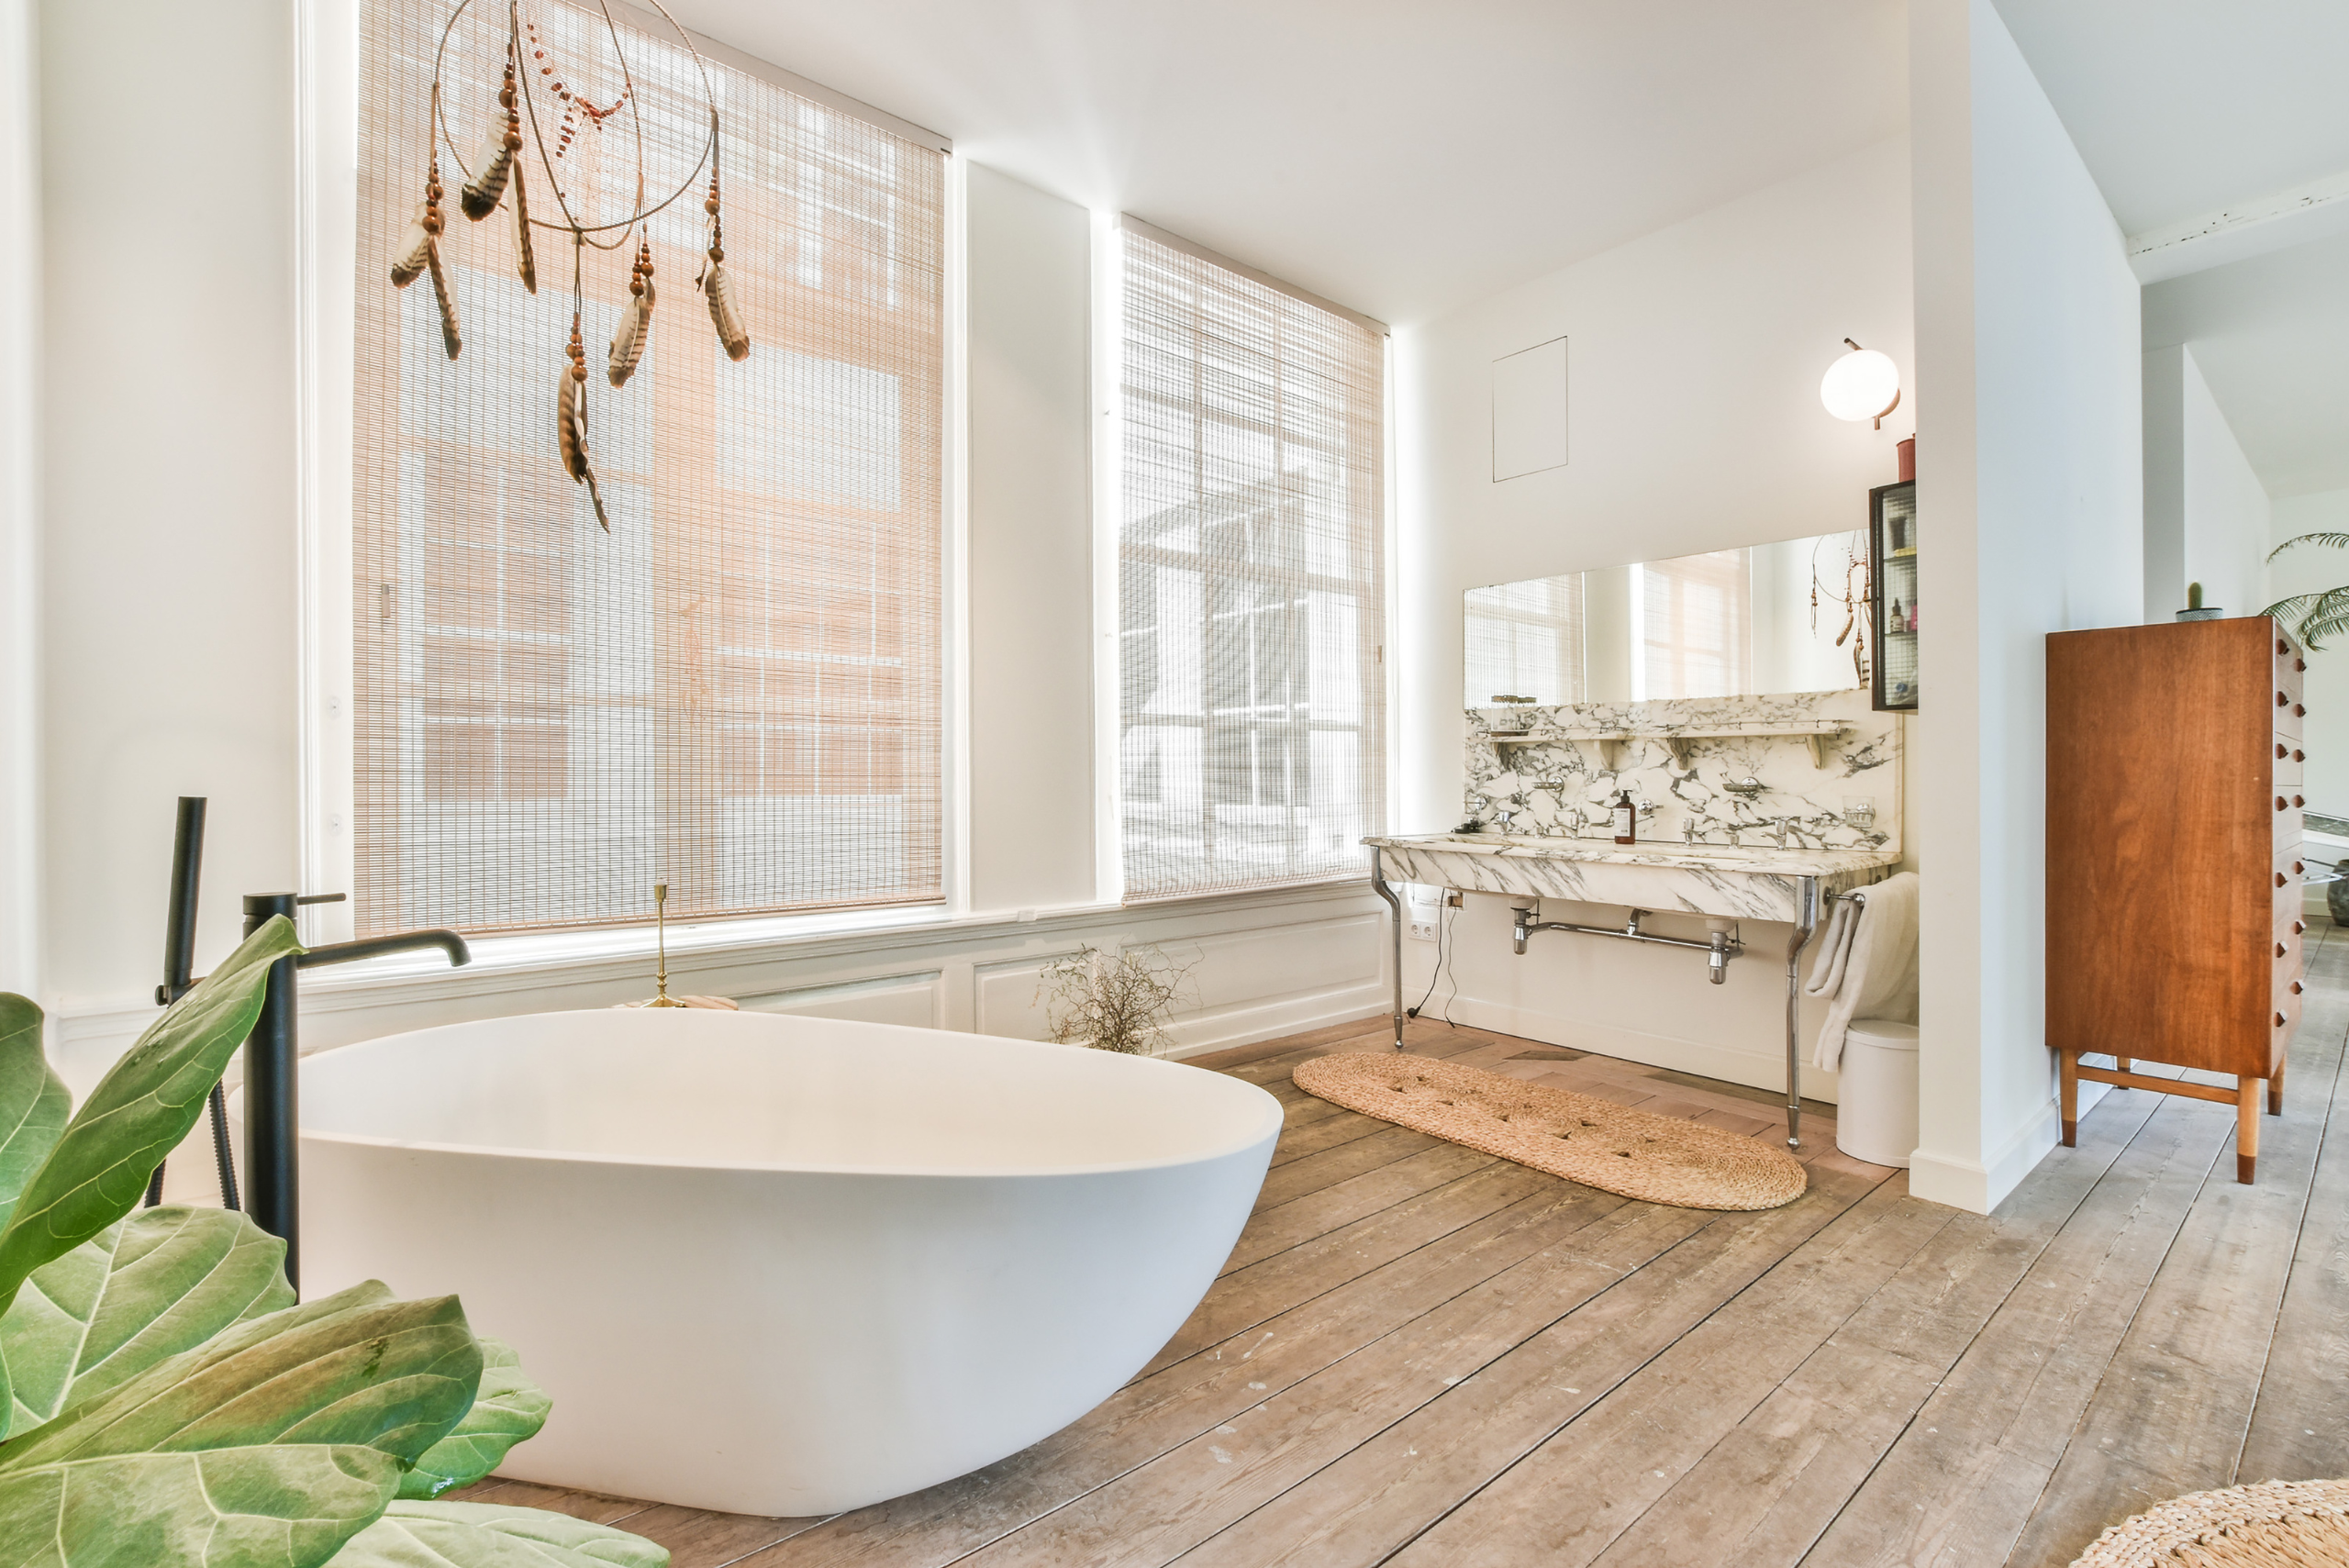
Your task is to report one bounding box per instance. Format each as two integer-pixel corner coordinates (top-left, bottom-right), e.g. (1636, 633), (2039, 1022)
(735, 972), (945, 1029)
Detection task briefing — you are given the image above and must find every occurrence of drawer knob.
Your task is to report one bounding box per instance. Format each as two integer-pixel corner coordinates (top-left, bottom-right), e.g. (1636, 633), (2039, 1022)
(2279, 796), (2289, 811)
(2277, 941), (2288, 958)
(2279, 691), (2290, 706)
(2297, 703), (2309, 717)
(2294, 980), (2306, 995)
(2299, 658), (2309, 673)
(2298, 862), (2307, 874)
(2297, 750), (2308, 762)
(2278, 872), (2290, 888)
(2296, 920), (2308, 935)
(2278, 1012), (2289, 1028)
(2296, 795), (2306, 807)
(2277, 742), (2288, 760)
(2280, 638), (2291, 654)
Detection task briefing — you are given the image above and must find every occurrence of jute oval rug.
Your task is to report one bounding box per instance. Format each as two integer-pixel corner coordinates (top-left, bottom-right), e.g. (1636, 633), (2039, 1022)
(1291, 1053), (1805, 1211)
(2070, 1480), (2349, 1567)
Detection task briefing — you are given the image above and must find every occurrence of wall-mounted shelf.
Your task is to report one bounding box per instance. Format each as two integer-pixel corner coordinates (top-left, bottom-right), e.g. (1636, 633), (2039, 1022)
(1482, 721), (1852, 771)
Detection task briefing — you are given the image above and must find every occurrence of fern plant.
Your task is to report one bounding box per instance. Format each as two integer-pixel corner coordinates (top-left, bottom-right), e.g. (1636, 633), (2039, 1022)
(2266, 530), (2349, 649)
(0, 917), (665, 1568)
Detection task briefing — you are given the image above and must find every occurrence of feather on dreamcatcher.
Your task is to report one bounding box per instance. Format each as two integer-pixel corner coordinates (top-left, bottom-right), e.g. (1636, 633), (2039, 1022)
(390, 0), (750, 532)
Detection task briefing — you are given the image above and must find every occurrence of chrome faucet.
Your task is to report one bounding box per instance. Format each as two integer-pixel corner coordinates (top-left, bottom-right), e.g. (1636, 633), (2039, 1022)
(1681, 817), (1699, 844)
(1771, 817), (1794, 849)
(1495, 801), (1520, 834)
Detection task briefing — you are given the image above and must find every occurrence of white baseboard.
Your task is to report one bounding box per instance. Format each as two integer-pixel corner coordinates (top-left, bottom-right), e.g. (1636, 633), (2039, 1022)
(1415, 990), (1844, 1105)
(1907, 1081), (2101, 1215)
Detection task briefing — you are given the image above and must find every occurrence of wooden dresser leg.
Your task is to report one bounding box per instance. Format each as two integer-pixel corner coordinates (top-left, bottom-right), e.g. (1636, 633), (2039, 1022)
(2115, 1057), (2132, 1076)
(2238, 1081), (2261, 1184)
(2269, 1057), (2287, 1117)
(2059, 1050), (2078, 1148)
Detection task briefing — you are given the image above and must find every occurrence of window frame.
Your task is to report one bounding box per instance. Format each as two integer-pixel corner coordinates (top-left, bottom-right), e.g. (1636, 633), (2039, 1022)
(1103, 216), (1392, 906)
(296, 0), (967, 952)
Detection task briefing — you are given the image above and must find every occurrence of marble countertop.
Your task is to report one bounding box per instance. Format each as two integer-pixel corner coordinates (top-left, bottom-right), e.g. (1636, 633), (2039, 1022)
(1364, 831), (1905, 883)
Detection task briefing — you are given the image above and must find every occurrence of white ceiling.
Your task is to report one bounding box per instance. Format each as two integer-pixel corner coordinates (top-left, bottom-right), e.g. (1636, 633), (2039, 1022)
(1997, 0), (2349, 497)
(666, 0), (1908, 327)
(1992, 0), (2349, 237)
(2144, 229), (2349, 499)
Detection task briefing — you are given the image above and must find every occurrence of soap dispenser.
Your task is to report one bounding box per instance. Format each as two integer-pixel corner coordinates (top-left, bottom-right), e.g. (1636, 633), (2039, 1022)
(1611, 789), (1636, 846)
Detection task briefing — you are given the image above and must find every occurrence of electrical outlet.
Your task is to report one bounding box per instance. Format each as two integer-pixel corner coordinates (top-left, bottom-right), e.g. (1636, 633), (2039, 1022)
(1409, 917), (1440, 942)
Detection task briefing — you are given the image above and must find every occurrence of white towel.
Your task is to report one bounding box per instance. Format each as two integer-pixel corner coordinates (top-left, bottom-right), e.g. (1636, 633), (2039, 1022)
(1803, 871), (1920, 1071)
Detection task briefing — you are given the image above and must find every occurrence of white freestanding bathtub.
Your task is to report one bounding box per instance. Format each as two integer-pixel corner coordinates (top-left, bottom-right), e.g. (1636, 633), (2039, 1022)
(285, 1008), (1282, 1516)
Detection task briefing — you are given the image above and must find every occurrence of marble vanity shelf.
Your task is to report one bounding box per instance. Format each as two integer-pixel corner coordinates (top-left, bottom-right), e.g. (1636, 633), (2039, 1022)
(1366, 831), (1899, 923)
(1479, 720), (1853, 769)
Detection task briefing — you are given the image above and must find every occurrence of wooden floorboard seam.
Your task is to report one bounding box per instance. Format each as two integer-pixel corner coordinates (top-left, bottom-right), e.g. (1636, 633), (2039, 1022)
(1322, 1172), (1908, 1568)
(916, 1195), (1697, 1567)
(1772, 1084), (2180, 1568)
(2232, 955), (2349, 1485)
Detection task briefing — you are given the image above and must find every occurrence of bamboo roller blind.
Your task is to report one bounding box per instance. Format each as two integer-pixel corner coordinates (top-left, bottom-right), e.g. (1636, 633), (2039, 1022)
(1118, 227), (1386, 902)
(353, 0), (944, 936)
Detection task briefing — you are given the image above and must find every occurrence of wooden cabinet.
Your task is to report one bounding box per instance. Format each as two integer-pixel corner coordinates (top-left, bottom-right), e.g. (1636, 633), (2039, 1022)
(2046, 617), (2309, 1184)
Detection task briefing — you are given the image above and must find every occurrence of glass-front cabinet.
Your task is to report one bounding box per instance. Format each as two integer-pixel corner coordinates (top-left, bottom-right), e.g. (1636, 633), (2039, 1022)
(1870, 480), (1918, 711)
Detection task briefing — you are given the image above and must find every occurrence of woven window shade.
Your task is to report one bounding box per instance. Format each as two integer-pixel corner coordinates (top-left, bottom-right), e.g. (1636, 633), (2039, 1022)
(352, 0), (943, 936)
(1464, 575), (1586, 706)
(1639, 550), (1750, 699)
(1118, 226), (1386, 903)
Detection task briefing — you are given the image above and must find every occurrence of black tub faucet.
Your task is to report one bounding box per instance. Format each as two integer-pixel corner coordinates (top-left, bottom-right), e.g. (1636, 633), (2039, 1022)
(241, 892), (470, 1294)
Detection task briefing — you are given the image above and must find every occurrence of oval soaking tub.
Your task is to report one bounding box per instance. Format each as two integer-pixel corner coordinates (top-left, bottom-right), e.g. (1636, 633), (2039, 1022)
(288, 1007), (1283, 1516)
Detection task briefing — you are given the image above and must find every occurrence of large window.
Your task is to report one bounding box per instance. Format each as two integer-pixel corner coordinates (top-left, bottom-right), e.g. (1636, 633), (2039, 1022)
(352, 0), (944, 935)
(1118, 222), (1387, 901)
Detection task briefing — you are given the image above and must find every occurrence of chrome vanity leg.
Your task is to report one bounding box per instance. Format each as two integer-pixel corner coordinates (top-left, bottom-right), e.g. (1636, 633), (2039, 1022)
(1369, 848), (1406, 1051)
(1785, 876), (1820, 1150)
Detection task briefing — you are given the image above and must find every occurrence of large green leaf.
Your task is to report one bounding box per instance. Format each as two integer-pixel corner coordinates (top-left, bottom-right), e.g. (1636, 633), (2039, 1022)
(399, 1339), (551, 1500)
(0, 1206), (294, 1439)
(0, 1442), (400, 1568)
(0, 1281), (480, 1475)
(0, 997), (70, 1233)
(0, 917), (304, 1316)
(326, 1501), (670, 1568)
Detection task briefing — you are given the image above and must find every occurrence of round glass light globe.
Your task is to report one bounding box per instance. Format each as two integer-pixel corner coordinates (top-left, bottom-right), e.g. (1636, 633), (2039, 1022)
(1820, 348), (1900, 422)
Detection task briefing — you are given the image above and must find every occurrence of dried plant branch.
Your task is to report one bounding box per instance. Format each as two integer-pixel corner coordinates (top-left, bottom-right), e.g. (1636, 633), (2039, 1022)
(1036, 944), (1198, 1055)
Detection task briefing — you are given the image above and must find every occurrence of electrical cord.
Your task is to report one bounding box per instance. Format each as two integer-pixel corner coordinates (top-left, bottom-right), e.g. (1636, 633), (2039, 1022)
(1408, 896), (1462, 1023)
(1408, 896), (1446, 1018)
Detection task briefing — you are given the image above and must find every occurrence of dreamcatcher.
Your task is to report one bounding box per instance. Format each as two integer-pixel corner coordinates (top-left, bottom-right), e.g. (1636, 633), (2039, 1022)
(389, 0), (751, 531)
(1810, 531), (1874, 686)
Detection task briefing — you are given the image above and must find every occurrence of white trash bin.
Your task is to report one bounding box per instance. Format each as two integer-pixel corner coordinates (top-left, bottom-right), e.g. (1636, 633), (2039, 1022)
(1836, 1018), (1920, 1168)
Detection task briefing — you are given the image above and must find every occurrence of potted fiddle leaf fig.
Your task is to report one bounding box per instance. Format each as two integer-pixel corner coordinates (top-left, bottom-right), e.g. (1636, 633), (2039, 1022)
(0, 917), (666, 1568)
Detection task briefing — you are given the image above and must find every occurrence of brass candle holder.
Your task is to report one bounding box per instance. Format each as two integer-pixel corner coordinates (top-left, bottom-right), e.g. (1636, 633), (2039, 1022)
(645, 883), (687, 1006)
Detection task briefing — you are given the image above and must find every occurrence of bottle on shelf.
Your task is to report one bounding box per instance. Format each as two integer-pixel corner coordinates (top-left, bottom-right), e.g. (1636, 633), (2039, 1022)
(1611, 790), (1636, 846)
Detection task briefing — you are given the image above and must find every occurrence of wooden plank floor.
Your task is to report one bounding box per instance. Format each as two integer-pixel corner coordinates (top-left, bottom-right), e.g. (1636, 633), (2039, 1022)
(459, 929), (2349, 1567)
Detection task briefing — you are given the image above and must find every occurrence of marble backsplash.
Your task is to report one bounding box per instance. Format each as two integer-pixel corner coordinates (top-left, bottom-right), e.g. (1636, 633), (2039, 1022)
(1463, 690), (1902, 854)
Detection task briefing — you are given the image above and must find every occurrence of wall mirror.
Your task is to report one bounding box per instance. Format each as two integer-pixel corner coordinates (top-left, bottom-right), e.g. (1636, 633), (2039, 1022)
(1464, 531), (1872, 706)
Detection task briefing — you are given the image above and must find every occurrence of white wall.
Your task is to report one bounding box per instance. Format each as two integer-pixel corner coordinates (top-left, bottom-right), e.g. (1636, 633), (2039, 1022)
(2273, 487), (2349, 817)
(2143, 343), (2270, 621)
(965, 164), (1097, 912)
(1908, 0), (2144, 1213)
(37, 0), (303, 1015)
(10, 19), (1391, 1113)
(0, 0), (38, 1003)
(1391, 136), (1913, 1103)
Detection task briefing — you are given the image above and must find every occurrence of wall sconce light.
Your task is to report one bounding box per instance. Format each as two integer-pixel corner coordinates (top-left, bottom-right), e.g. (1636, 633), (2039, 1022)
(1820, 338), (1901, 428)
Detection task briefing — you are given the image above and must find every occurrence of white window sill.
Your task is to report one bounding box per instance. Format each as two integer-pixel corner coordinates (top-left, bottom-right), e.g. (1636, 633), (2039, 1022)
(306, 899), (974, 984)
